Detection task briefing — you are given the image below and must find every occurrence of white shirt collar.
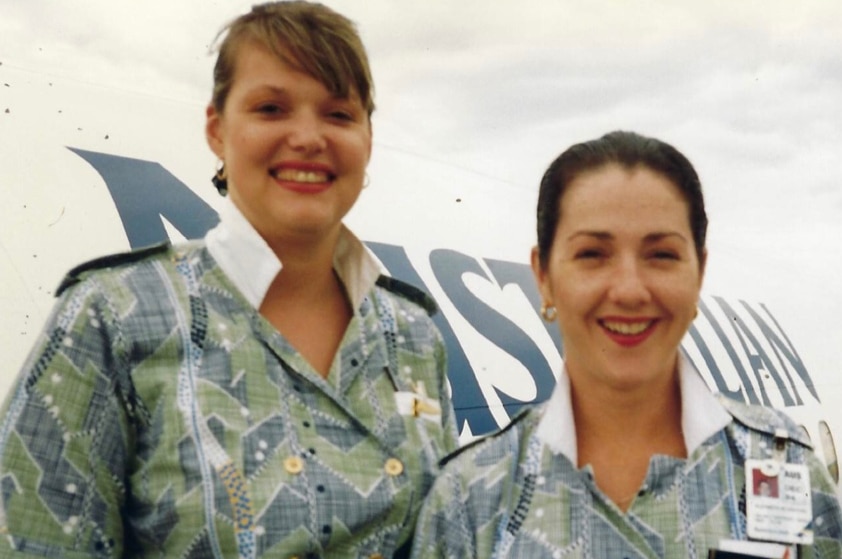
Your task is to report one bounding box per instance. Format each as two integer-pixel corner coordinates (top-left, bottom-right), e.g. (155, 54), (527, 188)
(535, 353), (732, 463)
(205, 197), (381, 309)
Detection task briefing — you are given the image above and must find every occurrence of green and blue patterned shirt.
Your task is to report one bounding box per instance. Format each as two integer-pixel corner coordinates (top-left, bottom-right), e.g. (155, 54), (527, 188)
(0, 202), (458, 558)
(411, 359), (842, 558)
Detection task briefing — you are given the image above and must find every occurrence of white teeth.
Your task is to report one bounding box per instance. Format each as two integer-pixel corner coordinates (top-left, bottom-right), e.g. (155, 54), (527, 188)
(603, 321), (652, 335)
(274, 169), (329, 183)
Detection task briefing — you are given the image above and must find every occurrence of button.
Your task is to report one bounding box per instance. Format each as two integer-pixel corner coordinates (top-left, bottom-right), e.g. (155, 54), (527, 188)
(384, 457), (404, 476)
(284, 456), (304, 474)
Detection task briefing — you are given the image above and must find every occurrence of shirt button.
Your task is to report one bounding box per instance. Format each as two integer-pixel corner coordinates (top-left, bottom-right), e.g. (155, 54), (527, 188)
(284, 456), (304, 474)
(384, 457), (404, 476)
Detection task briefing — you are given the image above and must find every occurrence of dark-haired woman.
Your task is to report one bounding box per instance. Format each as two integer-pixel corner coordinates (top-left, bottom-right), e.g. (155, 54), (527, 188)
(411, 131), (841, 558)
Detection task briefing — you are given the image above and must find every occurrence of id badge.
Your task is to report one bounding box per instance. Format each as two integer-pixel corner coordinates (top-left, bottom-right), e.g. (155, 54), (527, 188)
(745, 459), (813, 545)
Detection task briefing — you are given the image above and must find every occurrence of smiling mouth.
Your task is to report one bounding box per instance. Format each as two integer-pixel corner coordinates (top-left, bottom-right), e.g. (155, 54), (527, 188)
(600, 319), (656, 336)
(271, 168), (333, 183)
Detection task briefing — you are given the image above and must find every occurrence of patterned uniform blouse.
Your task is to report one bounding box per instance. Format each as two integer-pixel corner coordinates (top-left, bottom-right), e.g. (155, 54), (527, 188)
(411, 362), (842, 559)
(0, 209), (458, 558)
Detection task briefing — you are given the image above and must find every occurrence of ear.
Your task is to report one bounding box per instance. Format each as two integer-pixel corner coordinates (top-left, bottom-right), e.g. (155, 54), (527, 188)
(530, 246), (554, 306)
(205, 104), (225, 159)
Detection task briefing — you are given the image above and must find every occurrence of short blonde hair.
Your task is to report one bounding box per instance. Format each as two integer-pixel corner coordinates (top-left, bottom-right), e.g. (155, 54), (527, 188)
(210, 1), (375, 117)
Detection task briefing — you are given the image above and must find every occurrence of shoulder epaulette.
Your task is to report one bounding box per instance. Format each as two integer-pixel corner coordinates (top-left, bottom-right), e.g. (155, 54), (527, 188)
(56, 241), (171, 297)
(375, 275), (438, 316)
(716, 393), (812, 449)
(439, 406), (535, 468)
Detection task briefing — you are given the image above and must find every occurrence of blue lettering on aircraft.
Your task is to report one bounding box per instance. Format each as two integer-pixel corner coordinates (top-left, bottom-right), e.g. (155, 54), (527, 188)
(69, 148), (220, 246)
(429, 249), (556, 418)
(72, 148), (821, 437)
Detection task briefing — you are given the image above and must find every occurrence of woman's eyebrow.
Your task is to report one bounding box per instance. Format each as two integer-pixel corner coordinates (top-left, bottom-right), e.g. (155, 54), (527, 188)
(642, 231), (689, 243)
(565, 230), (612, 242)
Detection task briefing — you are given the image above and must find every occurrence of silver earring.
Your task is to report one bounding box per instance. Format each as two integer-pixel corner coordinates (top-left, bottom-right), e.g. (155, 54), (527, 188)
(363, 173), (371, 189)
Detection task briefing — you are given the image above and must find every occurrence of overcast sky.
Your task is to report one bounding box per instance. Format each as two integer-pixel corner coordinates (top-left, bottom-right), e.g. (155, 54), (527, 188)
(2, 0), (841, 323)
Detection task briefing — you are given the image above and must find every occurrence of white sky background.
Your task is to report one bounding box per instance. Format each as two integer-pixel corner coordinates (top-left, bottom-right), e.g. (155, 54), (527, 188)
(2, 0), (841, 353)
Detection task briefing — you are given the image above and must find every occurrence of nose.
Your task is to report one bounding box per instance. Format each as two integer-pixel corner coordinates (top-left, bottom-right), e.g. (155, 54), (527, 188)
(607, 256), (651, 308)
(286, 110), (327, 155)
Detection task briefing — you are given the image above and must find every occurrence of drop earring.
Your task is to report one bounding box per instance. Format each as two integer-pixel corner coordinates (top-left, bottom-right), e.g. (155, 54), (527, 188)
(212, 160), (228, 195)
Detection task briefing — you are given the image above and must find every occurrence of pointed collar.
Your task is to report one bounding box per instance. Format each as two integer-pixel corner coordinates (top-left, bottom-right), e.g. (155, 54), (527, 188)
(205, 197), (381, 310)
(535, 353), (732, 464)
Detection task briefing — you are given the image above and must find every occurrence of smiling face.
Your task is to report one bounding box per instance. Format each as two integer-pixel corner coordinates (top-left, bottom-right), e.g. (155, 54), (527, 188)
(532, 163), (705, 393)
(206, 40), (372, 249)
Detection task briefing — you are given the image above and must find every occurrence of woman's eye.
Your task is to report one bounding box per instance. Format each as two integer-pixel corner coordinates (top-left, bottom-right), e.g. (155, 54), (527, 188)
(256, 103), (285, 115)
(328, 109), (355, 122)
(651, 250), (679, 260)
(575, 249), (604, 260)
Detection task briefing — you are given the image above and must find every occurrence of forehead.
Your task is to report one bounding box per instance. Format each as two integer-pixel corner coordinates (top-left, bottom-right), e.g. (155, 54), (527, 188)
(228, 39), (363, 103)
(559, 164), (690, 230)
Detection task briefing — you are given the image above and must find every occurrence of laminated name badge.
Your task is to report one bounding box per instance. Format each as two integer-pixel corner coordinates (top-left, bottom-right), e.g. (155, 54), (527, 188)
(745, 458), (813, 545)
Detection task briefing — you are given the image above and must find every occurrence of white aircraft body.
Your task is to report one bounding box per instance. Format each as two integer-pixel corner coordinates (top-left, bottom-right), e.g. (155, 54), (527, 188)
(1, 61), (840, 492)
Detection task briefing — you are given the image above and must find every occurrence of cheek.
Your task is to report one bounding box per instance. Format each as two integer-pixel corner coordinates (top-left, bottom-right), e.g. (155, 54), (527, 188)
(227, 124), (276, 160)
(549, 273), (597, 321)
(549, 266), (596, 302)
(662, 282), (701, 318)
(339, 130), (372, 168)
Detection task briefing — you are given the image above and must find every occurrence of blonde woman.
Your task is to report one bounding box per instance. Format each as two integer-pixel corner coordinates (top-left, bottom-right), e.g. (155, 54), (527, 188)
(0, 3), (457, 557)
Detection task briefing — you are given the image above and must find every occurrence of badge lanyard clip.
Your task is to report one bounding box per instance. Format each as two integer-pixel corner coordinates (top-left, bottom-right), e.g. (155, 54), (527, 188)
(773, 428), (788, 464)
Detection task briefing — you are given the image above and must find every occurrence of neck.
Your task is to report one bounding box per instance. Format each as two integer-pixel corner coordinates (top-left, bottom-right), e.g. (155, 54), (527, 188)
(571, 367), (683, 445)
(258, 228), (352, 378)
(268, 227), (341, 287)
(570, 365), (686, 512)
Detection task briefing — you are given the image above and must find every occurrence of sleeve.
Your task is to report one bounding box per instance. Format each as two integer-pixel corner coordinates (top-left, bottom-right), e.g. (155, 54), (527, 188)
(410, 467), (476, 559)
(0, 281), (133, 557)
(802, 450), (842, 559)
(432, 326), (459, 455)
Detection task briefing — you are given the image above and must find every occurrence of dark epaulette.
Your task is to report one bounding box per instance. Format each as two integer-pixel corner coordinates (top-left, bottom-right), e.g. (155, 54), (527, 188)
(439, 406), (534, 468)
(56, 241), (171, 297)
(375, 275), (438, 316)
